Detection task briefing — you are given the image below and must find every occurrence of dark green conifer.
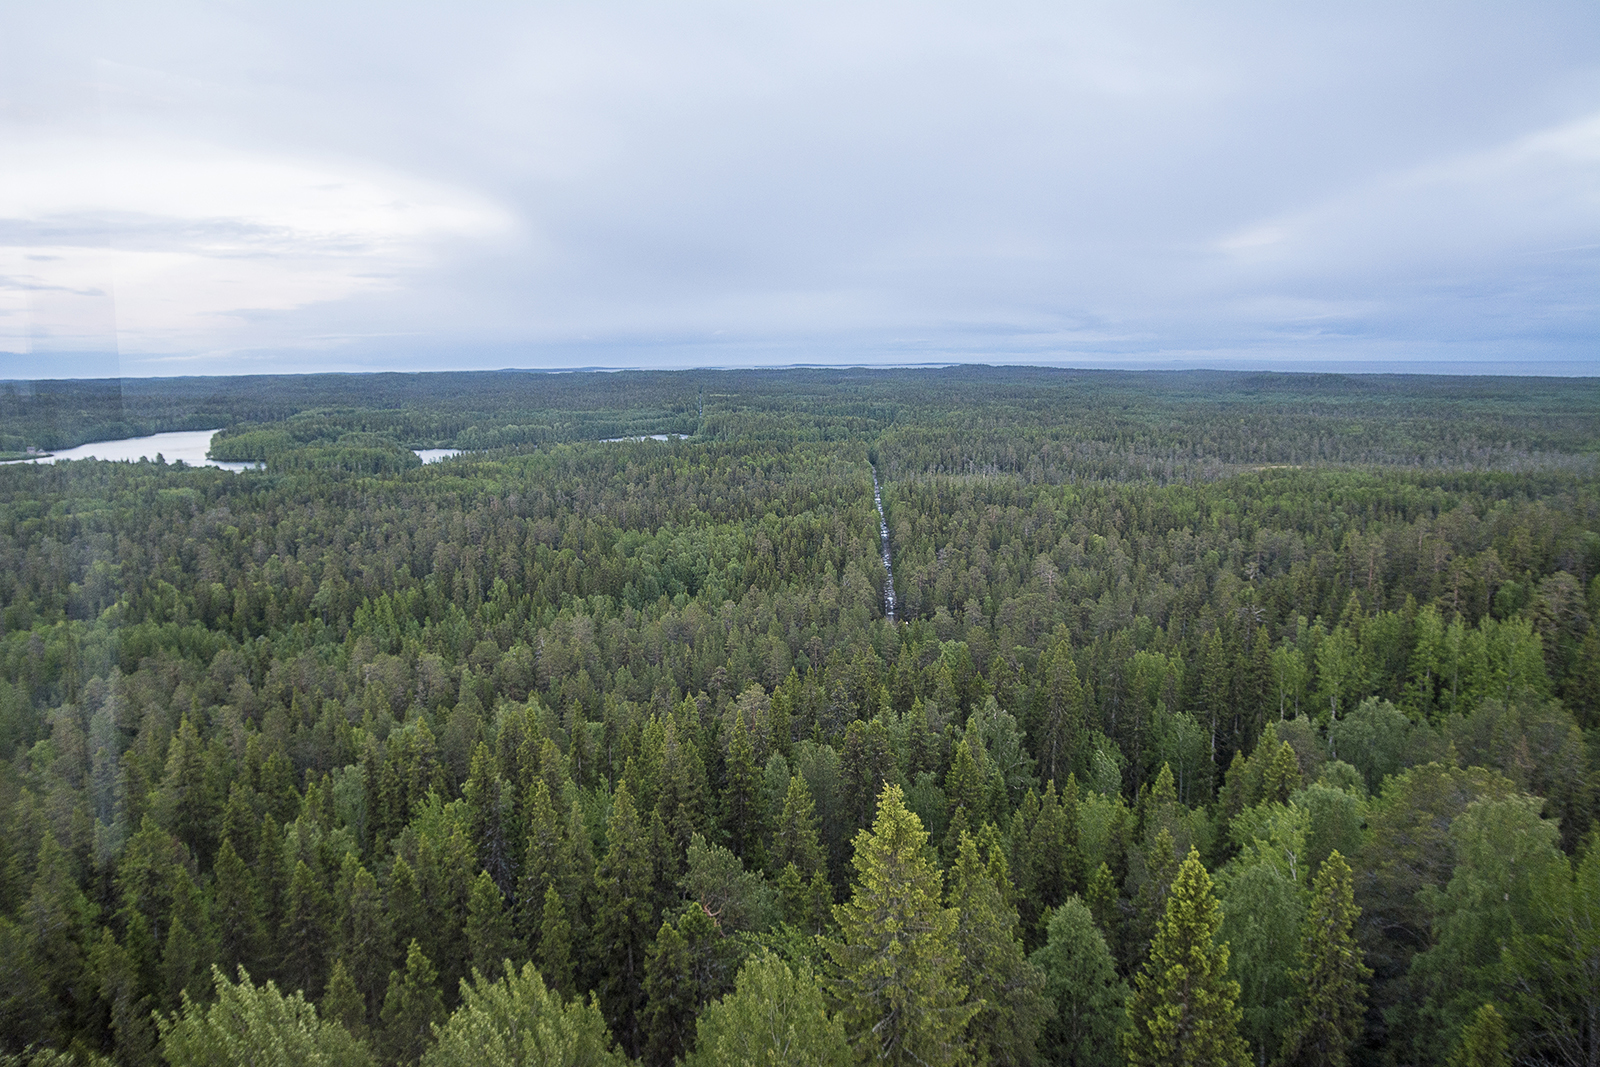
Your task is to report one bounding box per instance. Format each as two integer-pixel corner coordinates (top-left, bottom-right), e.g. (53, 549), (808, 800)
(380, 939), (445, 1066)
(595, 780), (656, 1057)
(537, 884), (575, 998)
(212, 836), (266, 978)
(948, 831), (1051, 1067)
(1277, 850), (1370, 1067)
(280, 859), (333, 998)
(465, 869), (514, 979)
(334, 854), (391, 1029)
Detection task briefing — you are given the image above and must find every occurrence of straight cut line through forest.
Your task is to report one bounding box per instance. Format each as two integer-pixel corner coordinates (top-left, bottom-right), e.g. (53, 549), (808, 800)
(872, 462), (897, 621)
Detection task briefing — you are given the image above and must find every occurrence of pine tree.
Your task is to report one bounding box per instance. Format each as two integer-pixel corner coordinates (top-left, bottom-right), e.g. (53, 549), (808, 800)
(157, 965), (372, 1067)
(828, 784), (975, 1067)
(1450, 1003), (1510, 1067)
(686, 951), (850, 1067)
(380, 939), (445, 1066)
(1277, 851), (1370, 1067)
(423, 961), (627, 1067)
(1124, 847), (1249, 1067)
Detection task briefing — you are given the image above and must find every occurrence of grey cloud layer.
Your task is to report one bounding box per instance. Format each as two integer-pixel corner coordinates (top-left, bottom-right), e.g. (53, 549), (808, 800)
(2, 2), (1597, 376)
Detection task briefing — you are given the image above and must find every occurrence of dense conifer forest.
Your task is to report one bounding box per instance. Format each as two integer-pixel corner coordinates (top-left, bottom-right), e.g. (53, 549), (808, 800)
(0, 366), (1596, 1067)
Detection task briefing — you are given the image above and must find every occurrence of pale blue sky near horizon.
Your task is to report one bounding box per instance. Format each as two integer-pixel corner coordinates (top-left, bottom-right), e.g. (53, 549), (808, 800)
(3, 3), (1599, 379)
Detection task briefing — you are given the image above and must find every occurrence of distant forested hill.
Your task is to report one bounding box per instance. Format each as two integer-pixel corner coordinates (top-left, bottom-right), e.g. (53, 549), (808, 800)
(0, 367), (1595, 1067)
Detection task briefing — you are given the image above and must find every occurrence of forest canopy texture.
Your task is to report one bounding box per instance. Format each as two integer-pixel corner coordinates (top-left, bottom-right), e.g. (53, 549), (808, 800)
(0, 366), (1597, 1067)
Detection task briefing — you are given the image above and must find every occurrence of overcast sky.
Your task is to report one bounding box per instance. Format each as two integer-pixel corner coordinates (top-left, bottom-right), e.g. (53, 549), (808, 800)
(3, 3), (1598, 378)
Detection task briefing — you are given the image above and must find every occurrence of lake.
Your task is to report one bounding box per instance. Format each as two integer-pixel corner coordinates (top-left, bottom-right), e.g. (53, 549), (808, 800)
(2, 431), (465, 469)
(0, 429), (260, 470)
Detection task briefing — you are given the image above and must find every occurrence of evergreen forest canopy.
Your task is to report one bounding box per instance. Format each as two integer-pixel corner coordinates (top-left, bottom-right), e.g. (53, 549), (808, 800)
(0, 365), (1597, 1067)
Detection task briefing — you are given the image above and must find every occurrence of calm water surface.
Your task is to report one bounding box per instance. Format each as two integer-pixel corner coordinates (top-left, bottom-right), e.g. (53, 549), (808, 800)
(1, 430), (259, 470)
(3, 432), (464, 469)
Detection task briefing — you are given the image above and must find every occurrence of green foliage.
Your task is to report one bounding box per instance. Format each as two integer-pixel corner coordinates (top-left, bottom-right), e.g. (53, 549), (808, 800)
(1124, 848), (1249, 1067)
(1219, 855), (1303, 1061)
(946, 832), (1051, 1067)
(380, 940), (446, 1066)
(1402, 795), (1568, 1064)
(1502, 832), (1600, 1067)
(1031, 898), (1127, 1067)
(1277, 851), (1370, 1067)
(594, 781), (657, 1057)
(157, 965), (372, 1067)
(1, 367), (1598, 1066)
(422, 962), (626, 1067)
(1449, 1003), (1510, 1067)
(687, 951), (850, 1067)
(828, 784), (976, 1067)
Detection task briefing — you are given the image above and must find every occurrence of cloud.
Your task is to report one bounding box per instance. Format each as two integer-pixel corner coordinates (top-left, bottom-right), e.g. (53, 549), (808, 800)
(2, 2), (1598, 375)
(0, 136), (512, 356)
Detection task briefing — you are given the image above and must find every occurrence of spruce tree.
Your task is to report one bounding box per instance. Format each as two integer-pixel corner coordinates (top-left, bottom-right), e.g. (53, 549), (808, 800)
(947, 832), (1051, 1067)
(642, 907), (732, 1067)
(211, 836), (266, 979)
(595, 780), (656, 1057)
(536, 884), (575, 998)
(280, 859), (333, 999)
(1038, 639), (1083, 786)
(771, 773), (826, 879)
(380, 939), (445, 1066)
(387, 855), (426, 974)
(465, 869), (515, 980)
(517, 778), (571, 944)
(322, 958), (368, 1041)
(463, 742), (512, 896)
(722, 707), (764, 861)
(1277, 851), (1370, 1067)
(334, 855), (391, 1031)
(828, 783), (975, 1067)
(1124, 848), (1249, 1067)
